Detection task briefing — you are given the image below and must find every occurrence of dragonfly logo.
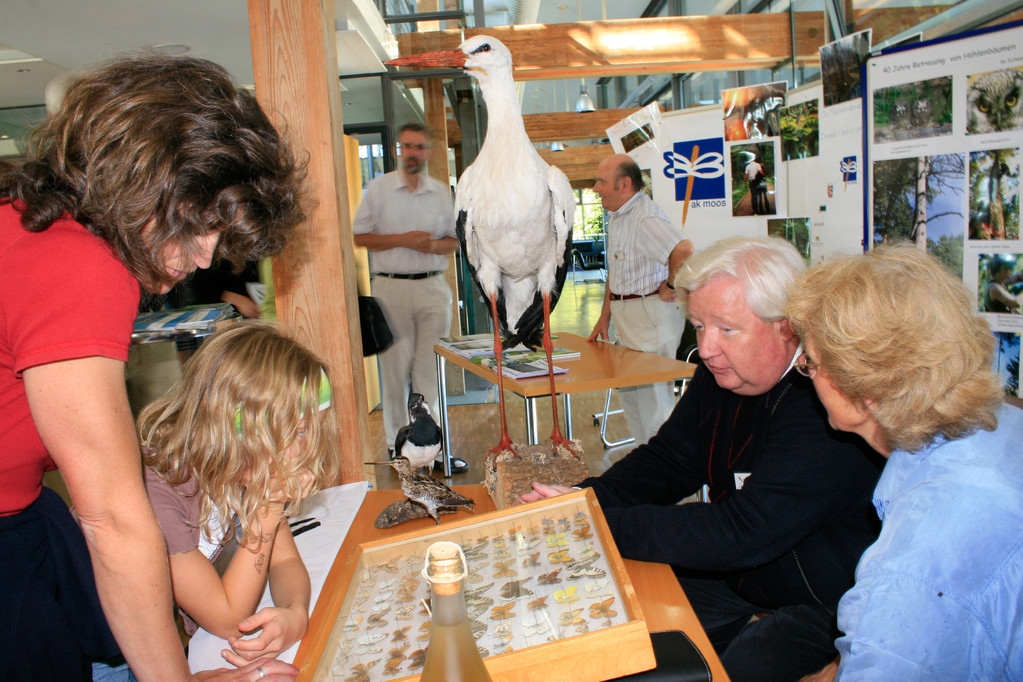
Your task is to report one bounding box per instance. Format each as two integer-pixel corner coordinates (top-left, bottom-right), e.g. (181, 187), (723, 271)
(663, 138), (726, 202)
(840, 156), (858, 182)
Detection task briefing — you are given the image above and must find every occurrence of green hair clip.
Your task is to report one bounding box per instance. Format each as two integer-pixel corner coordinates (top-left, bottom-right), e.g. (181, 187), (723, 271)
(234, 368), (332, 435)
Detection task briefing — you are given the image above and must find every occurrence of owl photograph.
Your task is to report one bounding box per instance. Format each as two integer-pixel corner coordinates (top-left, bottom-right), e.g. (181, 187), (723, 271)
(966, 68), (1023, 135)
(873, 76), (952, 143)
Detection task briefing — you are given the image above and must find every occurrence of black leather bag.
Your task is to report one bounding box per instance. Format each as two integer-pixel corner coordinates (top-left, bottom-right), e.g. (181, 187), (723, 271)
(358, 295), (394, 356)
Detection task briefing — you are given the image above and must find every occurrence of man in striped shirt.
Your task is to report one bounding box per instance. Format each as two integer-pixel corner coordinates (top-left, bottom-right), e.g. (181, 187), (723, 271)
(588, 154), (693, 444)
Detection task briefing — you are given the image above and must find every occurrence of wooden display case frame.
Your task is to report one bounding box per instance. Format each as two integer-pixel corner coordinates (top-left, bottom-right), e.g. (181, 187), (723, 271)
(295, 489), (655, 681)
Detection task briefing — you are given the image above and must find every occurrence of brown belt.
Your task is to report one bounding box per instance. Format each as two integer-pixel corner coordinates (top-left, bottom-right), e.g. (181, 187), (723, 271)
(610, 289), (660, 301)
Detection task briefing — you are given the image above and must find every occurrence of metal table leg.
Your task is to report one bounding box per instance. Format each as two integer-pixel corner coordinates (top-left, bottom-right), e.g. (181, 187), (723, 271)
(564, 393), (573, 440)
(525, 397), (539, 445)
(435, 352), (451, 477)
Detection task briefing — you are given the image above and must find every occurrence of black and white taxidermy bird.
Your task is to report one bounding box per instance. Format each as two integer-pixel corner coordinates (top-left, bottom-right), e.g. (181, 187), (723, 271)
(388, 453), (475, 524)
(393, 392), (442, 470)
(387, 35), (577, 464)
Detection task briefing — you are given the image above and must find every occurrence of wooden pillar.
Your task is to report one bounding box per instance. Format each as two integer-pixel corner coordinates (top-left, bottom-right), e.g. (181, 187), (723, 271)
(248, 0), (369, 483)
(424, 78), (460, 338)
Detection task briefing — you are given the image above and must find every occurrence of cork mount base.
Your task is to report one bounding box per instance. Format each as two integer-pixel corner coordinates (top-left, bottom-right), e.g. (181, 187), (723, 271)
(484, 440), (591, 510)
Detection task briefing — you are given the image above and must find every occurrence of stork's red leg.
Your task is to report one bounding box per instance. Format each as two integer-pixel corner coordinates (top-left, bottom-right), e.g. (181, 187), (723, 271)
(487, 293), (519, 466)
(542, 293), (576, 456)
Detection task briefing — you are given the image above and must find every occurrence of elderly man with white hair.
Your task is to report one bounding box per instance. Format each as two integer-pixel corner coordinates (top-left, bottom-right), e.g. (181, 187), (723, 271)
(524, 236), (884, 682)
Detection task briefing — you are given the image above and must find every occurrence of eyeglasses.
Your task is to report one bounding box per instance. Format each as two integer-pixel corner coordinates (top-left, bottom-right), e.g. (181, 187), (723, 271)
(397, 142), (429, 152)
(794, 352), (819, 378)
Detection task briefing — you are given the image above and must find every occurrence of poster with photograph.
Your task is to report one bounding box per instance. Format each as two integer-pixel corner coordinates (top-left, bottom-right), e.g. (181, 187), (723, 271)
(768, 217), (811, 262)
(607, 103), (665, 167)
(866, 22), (1023, 333)
(722, 82), (787, 141)
(649, 105), (739, 248)
(820, 30), (871, 107)
(993, 331), (1021, 398)
(731, 141), (777, 216)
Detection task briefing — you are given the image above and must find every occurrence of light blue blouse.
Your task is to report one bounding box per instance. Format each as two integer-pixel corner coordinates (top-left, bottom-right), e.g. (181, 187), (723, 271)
(835, 403), (1023, 680)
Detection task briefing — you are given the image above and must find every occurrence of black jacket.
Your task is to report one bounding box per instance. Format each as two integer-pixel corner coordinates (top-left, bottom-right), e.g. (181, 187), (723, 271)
(580, 366), (883, 609)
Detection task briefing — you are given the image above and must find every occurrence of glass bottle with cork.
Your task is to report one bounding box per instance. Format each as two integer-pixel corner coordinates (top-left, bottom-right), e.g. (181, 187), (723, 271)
(420, 540), (494, 682)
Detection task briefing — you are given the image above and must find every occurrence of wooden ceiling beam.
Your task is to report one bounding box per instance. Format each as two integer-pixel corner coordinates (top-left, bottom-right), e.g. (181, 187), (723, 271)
(538, 143), (613, 184)
(525, 109), (640, 143)
(396, 8), (954, 79)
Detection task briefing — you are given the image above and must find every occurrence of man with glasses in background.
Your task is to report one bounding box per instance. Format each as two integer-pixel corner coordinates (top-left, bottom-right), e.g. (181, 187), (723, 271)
(524, 236), (883, 681)
(354, 122), (467, 473)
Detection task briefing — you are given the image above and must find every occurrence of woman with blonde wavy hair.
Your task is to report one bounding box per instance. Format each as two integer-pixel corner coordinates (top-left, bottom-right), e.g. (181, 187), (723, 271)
(787, 245), (1023, 681)
(139, 322), (339, 668)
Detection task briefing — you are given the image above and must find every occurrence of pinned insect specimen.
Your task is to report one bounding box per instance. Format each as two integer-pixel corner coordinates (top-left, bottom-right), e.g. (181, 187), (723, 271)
(589, 597), (618, 620)
(553, 586), (579, 603)
(492, 559), (518, 578)
(559, 608), (585, 626)
(374, 590), (394, 604)
(343, 616), (362, 631)
(521, 613), (553, 637)
(573, 512), (589, 525)
(391, 626), (411, 642)
(489, 602), (516, 620)
(584, 578), (610, 593)
(466, 582), (495, 598)
(395, 586), (418, 604)
(492, 548), (511, 560)
(395, 604), (415, 620)
(521, 552), (540, 567)
(408, 649), (427, 670)
(527, 596), (548, 611)
(345, 659), (380, 682)
(469, 619), (487, 640)
(545, 532), (569, 547)
(538, 569), (563, 585)
(353, 644), (382, 656)
(375, 557), (400, 574)
(572, 524), (593, 541)
(500, 578), (533, 599)
(547, 549), (573, 563)
(356, 633), (386, 646)
(366, 612), (388, 629)
(568, 566), (606, 581)
(557, 517), (571, 531)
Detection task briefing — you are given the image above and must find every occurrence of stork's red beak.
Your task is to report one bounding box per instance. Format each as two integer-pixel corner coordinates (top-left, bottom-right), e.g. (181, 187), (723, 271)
(386, 49), (466, 69)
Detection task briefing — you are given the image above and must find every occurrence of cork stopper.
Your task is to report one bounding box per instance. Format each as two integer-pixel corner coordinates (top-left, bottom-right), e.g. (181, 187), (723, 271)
(422, 541), (467, 584)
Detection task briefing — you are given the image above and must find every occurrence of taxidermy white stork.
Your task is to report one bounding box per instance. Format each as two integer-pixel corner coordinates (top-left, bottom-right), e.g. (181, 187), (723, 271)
(387, 35), (577, 464)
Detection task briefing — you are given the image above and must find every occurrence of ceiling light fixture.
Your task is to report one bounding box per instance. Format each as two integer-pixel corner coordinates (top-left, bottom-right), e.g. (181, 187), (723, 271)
(575, 85), (595, 113)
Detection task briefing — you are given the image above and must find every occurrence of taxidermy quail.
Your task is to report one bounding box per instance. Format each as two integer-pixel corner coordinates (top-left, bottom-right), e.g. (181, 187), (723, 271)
(389, 453), (475, 523)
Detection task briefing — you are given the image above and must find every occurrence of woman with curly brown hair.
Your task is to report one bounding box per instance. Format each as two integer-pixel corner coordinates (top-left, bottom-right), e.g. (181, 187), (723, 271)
(788, 245), (1023, 681)
(0, 54), (305, 681)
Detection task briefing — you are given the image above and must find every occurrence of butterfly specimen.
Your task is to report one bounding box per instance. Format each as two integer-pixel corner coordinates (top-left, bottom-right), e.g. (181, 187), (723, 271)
(584, 578), (610, 593)
(572, 524), (593, 540)
(408, 649), (427, 670)
(493, 559), (518, 577)
(489, 602), (516, 620)
(559, 608), (585, 626)
(500, 578), (533, 599)
(527, 596), (549, 611)
(547, 549), (573, 563)
(395, 604), (415, 620)
(466, 582), (495, 598)
(553, 586), (579, 603)
(545, 532), (569, 547)
(391, 626), (411, 642)
(590, 597), (618, 620)
(377, 578), (396, 590)
(573, 512), (589, 525)
(375, 557), (400, 574)
(356, 633), (386, 646)
(538, 569), (563, 585)
(345, 659), (380, 682)
(568, 566), (607, 581)
(366, 612), (388, 629)
(343, 616), (362, 631)
(522, 552), (541, 567)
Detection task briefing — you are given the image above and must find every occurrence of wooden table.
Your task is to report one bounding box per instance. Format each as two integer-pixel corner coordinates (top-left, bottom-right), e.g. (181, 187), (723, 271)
(434, 333), (696, 473)
(295, 485), (727, 681)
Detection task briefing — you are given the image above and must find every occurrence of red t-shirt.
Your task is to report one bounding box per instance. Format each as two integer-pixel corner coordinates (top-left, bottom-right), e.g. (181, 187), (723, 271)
(0, 202), (139, 514)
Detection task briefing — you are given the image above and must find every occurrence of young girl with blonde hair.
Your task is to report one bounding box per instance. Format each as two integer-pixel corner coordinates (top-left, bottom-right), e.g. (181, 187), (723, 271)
(138, 321), (339, 666)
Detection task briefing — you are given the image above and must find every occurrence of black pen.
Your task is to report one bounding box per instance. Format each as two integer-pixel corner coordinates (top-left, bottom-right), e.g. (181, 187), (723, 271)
(292, 521), (321, 537)
(289, 517), (315, 527)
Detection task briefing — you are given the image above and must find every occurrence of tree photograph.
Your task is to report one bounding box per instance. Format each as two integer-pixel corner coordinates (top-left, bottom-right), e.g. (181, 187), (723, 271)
(969, 148), (1020, 240)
